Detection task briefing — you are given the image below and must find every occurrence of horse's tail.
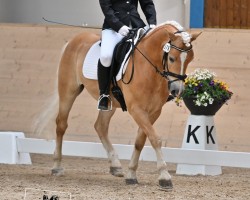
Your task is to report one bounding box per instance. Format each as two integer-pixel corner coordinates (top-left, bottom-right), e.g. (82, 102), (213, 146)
(32, 90), (59, 139)
(32, 43), (68, 139)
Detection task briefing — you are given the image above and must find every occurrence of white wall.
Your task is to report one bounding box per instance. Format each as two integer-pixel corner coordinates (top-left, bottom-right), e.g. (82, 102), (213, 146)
(154, 0), (185, 25)
(0, 0), (189, 28)
(0, 0), (103, 27)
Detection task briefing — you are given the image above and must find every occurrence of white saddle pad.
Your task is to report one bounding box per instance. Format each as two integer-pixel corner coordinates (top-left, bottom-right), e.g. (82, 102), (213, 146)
(82, 41), (129, 81)
(82, 28), (146, 81)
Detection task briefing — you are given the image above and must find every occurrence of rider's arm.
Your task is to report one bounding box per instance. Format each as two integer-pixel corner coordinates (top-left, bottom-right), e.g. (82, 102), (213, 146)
(139, 0), (157, 26)
(99, 0), (124, 32)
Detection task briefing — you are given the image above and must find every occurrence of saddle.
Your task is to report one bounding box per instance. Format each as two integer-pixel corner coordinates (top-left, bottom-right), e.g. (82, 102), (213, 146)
(108, 28), (147, 111)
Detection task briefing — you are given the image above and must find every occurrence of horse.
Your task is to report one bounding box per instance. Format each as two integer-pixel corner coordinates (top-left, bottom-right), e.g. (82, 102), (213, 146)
(36, 21), (201, 190)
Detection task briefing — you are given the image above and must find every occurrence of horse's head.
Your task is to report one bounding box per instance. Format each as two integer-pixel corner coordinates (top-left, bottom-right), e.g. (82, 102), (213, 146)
(163, 27), (201, 97)
(133, 21), (201, 99)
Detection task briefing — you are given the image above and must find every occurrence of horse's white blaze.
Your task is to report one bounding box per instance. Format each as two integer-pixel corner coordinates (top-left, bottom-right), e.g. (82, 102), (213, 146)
(180, 52), (187, 74)
(177, 52), (187, 95)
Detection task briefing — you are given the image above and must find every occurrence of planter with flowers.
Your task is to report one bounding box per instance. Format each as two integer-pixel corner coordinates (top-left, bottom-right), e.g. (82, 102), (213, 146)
(176, 68), (233, 176)
(176, 68), (233, 115)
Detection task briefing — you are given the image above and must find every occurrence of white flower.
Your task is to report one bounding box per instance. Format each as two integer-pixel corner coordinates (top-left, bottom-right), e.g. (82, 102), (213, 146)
(200, 95), (203, 100)
(195, 100), (201, 106)
(188, 68), (216, 80)
(209, 98), (214, 104)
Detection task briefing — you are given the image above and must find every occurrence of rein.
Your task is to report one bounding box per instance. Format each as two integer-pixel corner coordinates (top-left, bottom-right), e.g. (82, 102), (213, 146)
(121, 28), (151, 84)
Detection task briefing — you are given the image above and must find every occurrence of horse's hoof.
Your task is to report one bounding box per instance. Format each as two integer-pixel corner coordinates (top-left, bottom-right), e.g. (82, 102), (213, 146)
(158, 179), (173, 191)
(51, 168), (64, 176)
(110, 167), (124, 177)
(125, 178), (138, 185)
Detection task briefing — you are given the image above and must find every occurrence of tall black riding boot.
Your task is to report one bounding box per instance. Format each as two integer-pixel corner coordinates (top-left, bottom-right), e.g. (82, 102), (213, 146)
(97, 60), (111, 111)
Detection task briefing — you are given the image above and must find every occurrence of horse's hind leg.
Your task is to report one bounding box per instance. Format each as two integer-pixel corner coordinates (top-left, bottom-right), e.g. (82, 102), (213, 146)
(52, 82), (84, 176)
(94, 109), (124, 177)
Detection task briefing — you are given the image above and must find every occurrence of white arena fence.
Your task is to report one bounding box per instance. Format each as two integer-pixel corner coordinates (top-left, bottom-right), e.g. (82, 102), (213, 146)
(18, 137), (250, 168)
(1, 132), (249, 170)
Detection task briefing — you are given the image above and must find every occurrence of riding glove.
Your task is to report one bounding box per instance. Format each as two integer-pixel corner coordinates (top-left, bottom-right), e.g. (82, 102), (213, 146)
(118, 25), (130, 36)
(144, 24), (156, 31)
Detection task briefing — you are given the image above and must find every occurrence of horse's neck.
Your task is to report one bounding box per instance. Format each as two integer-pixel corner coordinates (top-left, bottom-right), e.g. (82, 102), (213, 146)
(145, 24), (177, 43)
(141, 27), (171, 64)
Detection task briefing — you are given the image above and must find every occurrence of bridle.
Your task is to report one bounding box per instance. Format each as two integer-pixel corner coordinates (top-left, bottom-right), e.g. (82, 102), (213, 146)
(134, 40), (192, 86)
(162, 42), (193, 86)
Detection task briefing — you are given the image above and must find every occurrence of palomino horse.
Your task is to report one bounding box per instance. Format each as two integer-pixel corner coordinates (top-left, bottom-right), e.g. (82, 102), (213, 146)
(41, 21), (201, 190)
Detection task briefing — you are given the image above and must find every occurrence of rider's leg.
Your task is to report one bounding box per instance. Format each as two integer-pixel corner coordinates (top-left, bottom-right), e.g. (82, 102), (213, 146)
(97, 29), (123, 111)
(97, 60), (111, 110)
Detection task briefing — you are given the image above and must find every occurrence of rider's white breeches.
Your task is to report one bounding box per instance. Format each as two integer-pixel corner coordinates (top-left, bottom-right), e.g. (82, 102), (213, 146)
(100, 29), (124, 67)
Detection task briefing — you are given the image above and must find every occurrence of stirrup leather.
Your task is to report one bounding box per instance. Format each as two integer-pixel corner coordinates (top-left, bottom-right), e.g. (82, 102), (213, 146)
(97, 94), (112, 111)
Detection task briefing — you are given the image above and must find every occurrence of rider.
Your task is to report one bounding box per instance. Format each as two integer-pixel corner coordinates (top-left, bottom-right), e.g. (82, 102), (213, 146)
(98, 0), (157, 111)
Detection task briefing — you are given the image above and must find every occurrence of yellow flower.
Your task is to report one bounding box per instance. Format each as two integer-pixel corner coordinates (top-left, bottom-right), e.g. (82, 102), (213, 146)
(215, 79), (229, 90)
(175, 96), (182, 107)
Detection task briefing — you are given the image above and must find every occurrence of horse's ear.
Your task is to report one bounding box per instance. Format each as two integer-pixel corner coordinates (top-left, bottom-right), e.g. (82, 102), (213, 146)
(191, 32), (202, 42)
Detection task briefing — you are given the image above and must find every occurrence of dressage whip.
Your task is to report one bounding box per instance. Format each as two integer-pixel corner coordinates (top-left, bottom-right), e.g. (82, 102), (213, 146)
(42, 17), (100, 29)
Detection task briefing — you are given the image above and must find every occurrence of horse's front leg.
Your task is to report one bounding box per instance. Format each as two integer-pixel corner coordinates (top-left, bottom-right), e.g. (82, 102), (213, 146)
(94, 108), (124, 177)
(126, 127), (146, 184)
(128, 108), (173, 190)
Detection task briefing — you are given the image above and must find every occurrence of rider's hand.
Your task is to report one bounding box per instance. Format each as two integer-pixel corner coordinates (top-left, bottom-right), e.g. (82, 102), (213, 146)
(118, 25), (130, 36)
(143, 24), (156, 31)
(149, 24), (156, 29)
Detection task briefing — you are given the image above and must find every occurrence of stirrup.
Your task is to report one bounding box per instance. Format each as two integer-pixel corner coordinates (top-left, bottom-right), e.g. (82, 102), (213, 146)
(97, 94), (112, 111)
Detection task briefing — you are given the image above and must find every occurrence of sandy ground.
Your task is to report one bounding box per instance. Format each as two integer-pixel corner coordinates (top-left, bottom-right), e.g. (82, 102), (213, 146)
(0, 154), (250, 200)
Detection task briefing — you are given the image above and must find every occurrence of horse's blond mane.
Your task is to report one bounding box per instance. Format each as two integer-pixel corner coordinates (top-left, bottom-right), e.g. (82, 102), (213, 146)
(161, 20), (184, 31)
(146, 20), (191, 47)
(145, 21), (181, 39)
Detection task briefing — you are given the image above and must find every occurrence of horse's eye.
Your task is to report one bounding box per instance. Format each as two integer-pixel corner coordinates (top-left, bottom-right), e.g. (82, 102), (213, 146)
(169, 56), (175, 63)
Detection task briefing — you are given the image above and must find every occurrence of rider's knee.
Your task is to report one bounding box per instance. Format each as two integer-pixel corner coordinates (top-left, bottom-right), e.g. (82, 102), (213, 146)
(100, 55), (112, 67)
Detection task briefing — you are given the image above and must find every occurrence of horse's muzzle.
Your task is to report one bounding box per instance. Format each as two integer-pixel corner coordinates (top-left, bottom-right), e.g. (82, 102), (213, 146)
(168, 80), (185, 97)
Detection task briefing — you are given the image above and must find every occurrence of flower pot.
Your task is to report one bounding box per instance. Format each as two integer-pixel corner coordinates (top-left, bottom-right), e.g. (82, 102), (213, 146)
(183, 97), (223, 116)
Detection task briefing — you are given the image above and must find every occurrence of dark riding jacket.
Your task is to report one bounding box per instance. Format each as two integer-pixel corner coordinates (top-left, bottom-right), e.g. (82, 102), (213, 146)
(99, 0), (157, 32)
